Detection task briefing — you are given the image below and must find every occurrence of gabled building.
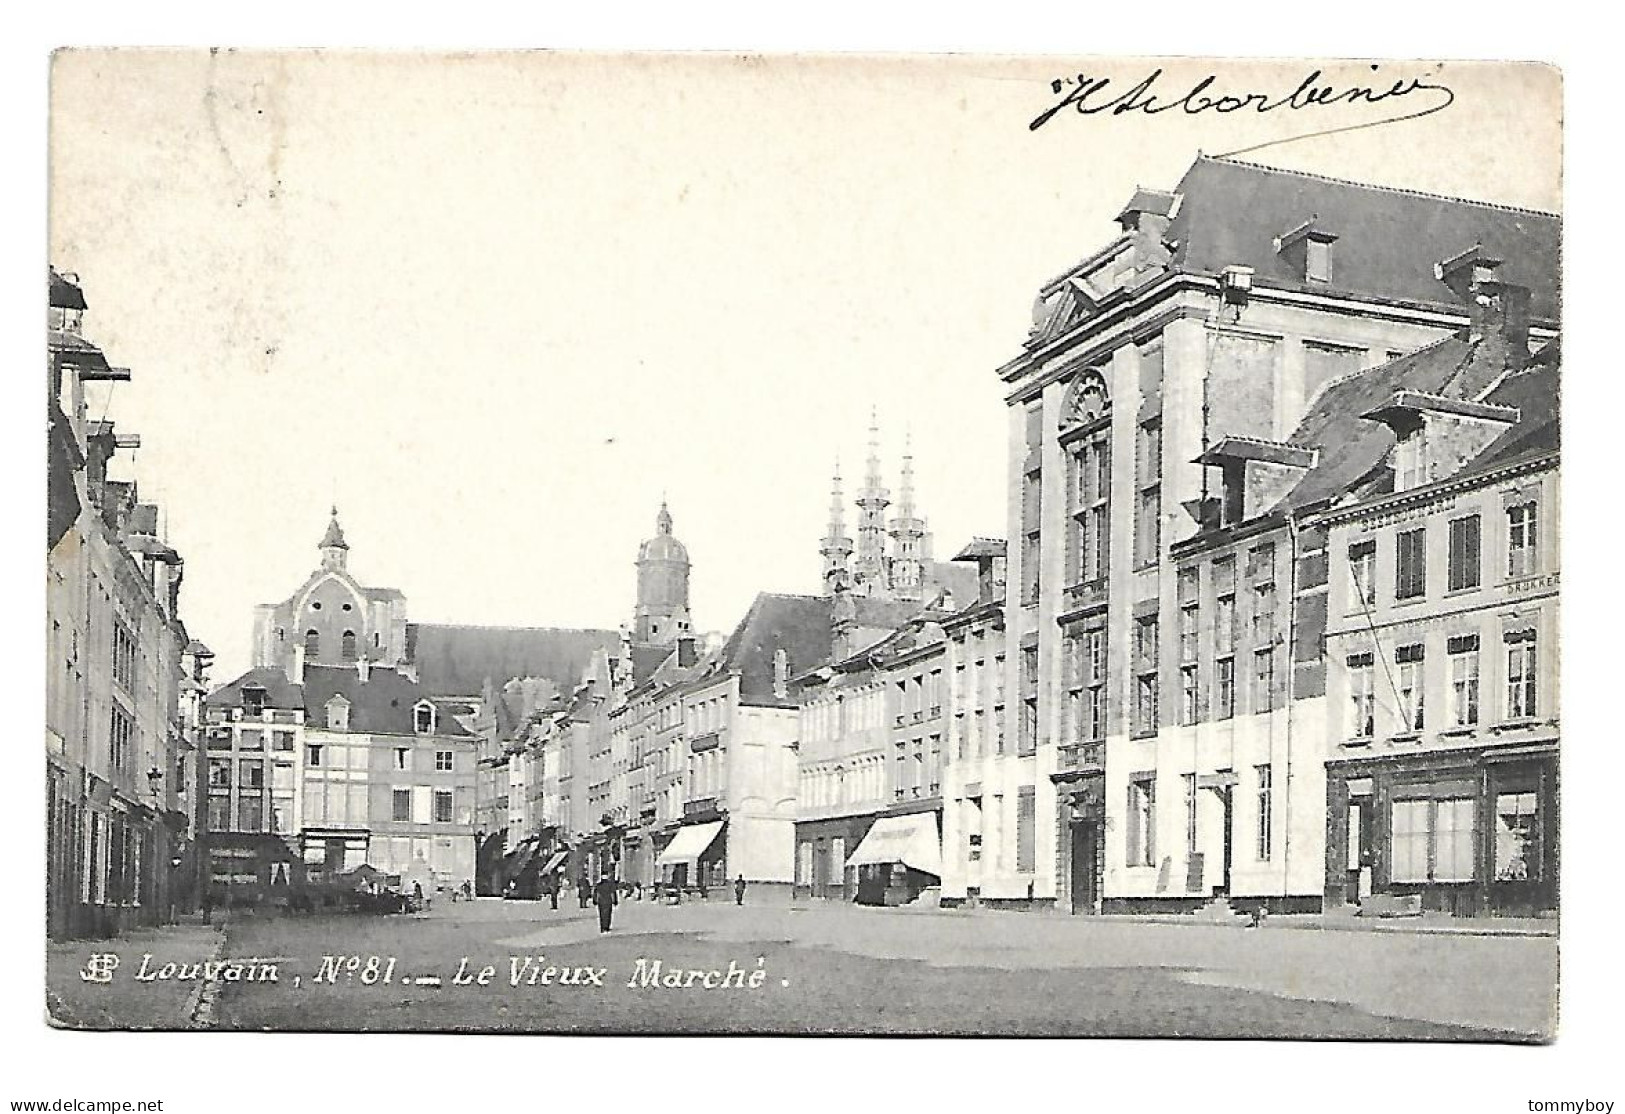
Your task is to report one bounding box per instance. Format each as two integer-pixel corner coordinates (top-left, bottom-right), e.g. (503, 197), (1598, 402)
(989, 155), (1559, 914)
(47, 268), (202, 940)
(1319, 323), (1559, 917)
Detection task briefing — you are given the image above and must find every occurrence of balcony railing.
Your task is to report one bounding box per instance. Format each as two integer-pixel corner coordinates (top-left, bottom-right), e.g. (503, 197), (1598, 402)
(1058, 741), (1106, 772)
(683, 796), (721, 819)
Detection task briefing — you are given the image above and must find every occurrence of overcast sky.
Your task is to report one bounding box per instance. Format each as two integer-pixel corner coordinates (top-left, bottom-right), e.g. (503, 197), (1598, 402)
(48, 53), (1560, 681)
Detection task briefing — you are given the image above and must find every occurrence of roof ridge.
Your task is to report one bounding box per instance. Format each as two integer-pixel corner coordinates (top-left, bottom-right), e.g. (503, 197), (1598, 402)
(1199, 154), (1561, 220)
(408, 622), (619, 635)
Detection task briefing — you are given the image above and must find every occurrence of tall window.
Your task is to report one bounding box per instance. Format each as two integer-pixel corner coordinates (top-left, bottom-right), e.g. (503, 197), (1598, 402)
(1178, 567), (1200, 662)
(242, 686), (266, 718)
(1447, 515), (1482, 592)
(1347, 653), (1375, 738)
(1253, 648), (1275, 714)
(208, 757), (231, 789)
(1022, 404), (1044, 605)
(1348, 539), (1377, 610)
(1392, 796), (1476, 883)
(1395, 527), (1427, 600)
(1215, 657), (1236, 720)
(1396, 644), (1425, 732)
(112, 622), (136, 691)
(435, 749), (454, 771)
(392, 788), (411, 821)
(1180, 665), (1199, 725)
(1255, 764), (1274, 861)
(1016, 786), (1036, 873)
(1507, 501), (1539, 578)
(1506, 629), (1538, 719)
(304, 629), (320, 658)
(1133, 614), (1159, 736)
(1448, 635), (1480, 727)
(1135, 420), (1162, 568)
(341, 630), (358, 661)
(1019, 646), (1040, 755)
(1126, 776), (1156, 867)
(109, 705), (133, 770)
(1495, 792), (1539, 882)
(239, 758), (265, 790)
(1070, 426), (1111, 585)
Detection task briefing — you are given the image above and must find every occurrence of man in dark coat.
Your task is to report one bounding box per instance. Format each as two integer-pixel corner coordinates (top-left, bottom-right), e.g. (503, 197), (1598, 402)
(577, 873), (591, 909)
(734, 874), (747, 906)
(593, 875), (618, 933)
(546, 872), (559, 910)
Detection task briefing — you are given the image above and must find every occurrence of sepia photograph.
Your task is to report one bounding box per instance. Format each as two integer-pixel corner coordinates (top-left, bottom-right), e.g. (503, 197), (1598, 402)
(38, 42), (1573, 1064)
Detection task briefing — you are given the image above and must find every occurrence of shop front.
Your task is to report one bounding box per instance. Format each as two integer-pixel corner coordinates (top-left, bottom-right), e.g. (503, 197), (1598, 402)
(794, 813), (876, 901)
(846, 811), (942, 906)
(1325, 742), (1558, 918)
(655, 819), (726, 893)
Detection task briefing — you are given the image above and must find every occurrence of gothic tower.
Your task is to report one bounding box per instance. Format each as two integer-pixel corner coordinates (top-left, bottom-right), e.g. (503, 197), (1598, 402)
(851, 413), (891, 596)
(888, 432), (928, 601)
(633, 500), (692, 645)
(819, 460), (854, 596)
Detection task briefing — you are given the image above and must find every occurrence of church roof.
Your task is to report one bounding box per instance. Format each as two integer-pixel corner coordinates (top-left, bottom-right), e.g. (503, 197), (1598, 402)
(406, 623), (620, 699)
(1164, 155), (1561, 320)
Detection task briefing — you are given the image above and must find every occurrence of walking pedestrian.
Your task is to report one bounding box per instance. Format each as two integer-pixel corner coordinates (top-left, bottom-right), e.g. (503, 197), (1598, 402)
(593, 874), (618, 933)
(577, 874), (591, 910)
(547, 873), (559, 910)
(734, 874), (747, 906)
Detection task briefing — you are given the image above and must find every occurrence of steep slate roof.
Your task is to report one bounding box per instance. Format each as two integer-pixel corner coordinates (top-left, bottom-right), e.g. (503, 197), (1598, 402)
(50, 269), (86, 310)
(405, 623), (620, 698)
(715, 593), (835, 705)
(1456, 345), (1561, 479)
(1270, 334), (1559, 520)
(208, 667), (305, 710)
(1166, 156), (1561, 320)
(301, 664), (473, 737)
(928, 560), (982, 608)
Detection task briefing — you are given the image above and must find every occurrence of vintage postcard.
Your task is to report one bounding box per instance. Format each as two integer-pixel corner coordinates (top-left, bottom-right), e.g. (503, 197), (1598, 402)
(44, 51), (1561, 1045)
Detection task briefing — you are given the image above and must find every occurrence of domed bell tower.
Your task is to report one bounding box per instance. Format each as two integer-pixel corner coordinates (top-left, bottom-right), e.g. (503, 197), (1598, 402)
(634, 501), (692, 645)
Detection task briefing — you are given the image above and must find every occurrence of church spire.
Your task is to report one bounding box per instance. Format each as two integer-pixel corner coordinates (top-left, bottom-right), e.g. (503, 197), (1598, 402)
(888, 431), (928, 601)
(819, 459), (853, 596)
(852, 409), (891, 595)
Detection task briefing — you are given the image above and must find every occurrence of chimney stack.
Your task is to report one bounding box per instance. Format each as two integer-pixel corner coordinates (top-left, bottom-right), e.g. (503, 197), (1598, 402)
(356, 656), (371, 683)
(773, 648), (790, 700)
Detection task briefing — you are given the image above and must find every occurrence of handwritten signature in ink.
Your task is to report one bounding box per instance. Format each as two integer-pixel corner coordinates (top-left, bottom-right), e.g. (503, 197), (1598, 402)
(1029, 64), (1456, 145)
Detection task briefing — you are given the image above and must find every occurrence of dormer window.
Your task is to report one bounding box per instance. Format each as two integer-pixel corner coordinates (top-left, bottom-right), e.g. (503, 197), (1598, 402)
(1362, 391), (1520, 494)
(242, 685), (266, 718)
(325, 696), (350, 731)
(1274, 220), (1338, 285)
(414, 701), (436, 735)
(1195, 438), (1316, 528)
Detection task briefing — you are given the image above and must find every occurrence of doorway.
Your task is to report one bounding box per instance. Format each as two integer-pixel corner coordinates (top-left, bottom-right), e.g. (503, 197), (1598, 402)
(1218, 788), (1234, 897)
(1070, 821), (1099, 914)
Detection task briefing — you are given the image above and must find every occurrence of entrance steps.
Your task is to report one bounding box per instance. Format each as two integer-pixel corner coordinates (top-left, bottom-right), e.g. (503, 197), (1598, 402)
(1194, 896), (1254, 927)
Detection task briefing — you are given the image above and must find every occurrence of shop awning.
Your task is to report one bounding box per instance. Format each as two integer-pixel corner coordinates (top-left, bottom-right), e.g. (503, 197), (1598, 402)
(656, 821), (724, 866)
(846, 815), (942, 877)
(539, 850), (568, 874)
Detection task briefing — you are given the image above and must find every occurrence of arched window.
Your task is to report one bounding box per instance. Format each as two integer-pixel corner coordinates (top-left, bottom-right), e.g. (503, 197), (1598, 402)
(304, 629), (320, 658)
(341, 630), (357, 662)
(1061, 369), (1111, 431)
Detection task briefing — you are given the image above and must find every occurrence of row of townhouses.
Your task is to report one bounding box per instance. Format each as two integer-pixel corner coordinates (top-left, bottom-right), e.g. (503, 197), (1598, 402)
(196, 154), (1559, 921)
(47, 269), (214, 940)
